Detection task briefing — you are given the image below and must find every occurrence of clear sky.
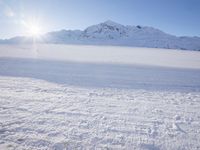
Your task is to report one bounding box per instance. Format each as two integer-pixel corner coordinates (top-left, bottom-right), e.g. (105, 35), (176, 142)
(0, 0), (200, 38)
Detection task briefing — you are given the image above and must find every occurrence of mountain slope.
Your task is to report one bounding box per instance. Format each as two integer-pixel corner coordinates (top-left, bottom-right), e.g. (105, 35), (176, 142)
(1, 20), (200, 50)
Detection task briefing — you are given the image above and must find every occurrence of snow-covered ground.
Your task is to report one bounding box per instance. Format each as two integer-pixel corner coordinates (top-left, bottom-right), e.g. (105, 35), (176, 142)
(0, 44), (200, 69)
(0, 44), (200, 149)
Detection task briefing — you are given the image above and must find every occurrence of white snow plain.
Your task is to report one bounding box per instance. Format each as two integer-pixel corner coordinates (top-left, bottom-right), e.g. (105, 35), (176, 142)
(0, 44), (200, 150)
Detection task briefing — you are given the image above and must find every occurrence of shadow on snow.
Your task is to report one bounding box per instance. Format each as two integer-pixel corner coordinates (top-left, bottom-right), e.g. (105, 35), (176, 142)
(0, 57), (200, 91)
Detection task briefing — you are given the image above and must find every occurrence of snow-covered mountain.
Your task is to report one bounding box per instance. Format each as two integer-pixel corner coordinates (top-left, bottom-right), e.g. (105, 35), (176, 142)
(1, 20), (200, 50)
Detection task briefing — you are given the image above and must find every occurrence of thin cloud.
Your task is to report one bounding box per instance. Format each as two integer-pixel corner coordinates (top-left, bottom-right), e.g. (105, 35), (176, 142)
(4, 6), (15, 17)
(0, 1), (15, 17)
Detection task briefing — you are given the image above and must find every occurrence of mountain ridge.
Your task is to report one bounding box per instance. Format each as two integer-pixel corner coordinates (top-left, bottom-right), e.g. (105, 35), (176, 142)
(1, 20), (200, 51)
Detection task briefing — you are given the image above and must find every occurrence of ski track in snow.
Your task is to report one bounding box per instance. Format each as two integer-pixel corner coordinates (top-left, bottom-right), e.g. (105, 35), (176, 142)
(0, 45), (200, 149)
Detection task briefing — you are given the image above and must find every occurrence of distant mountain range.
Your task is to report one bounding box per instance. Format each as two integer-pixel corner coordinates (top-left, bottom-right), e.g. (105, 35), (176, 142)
(1, 20), (200, 51)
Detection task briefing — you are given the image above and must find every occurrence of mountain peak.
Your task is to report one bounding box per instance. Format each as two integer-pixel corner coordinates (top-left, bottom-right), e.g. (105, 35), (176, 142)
(1, 21), (200, 51)
(102, 20), (123, 27)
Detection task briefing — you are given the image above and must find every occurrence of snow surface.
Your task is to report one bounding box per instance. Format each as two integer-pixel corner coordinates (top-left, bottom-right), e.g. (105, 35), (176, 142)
(0, 44), (200, 149)
(0, 44), (200, 69)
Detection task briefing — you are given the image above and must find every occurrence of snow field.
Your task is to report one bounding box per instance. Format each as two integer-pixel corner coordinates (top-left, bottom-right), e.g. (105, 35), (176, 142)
(0, 77), (200, 149)
(0, 44), (200, 149)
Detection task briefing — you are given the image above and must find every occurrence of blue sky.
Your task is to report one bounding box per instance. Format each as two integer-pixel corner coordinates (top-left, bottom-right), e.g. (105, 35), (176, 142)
(0, 0), (200, 38)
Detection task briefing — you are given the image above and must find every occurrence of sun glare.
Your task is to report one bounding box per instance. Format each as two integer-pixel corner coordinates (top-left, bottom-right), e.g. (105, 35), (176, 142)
(28, 23), (41, 37)
(21, 19), (42, 37)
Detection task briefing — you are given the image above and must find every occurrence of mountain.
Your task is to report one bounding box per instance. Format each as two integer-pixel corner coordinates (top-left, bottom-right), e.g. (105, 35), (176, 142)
(1, 20), (200, 50)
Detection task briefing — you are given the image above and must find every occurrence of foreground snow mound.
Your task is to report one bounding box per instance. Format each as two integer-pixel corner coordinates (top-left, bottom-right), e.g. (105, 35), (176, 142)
(0, 77), (200, 150)
(1, 20), (200, 50)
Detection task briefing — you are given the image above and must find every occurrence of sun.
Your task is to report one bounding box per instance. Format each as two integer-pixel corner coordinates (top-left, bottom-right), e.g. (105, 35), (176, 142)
(29, 23), (41, 37)
(28, 22), (42, 37)
(21, 19), (42, 37)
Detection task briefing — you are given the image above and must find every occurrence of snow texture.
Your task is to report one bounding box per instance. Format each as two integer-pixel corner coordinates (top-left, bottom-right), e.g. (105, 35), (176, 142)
(0, 44), (200, 149)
